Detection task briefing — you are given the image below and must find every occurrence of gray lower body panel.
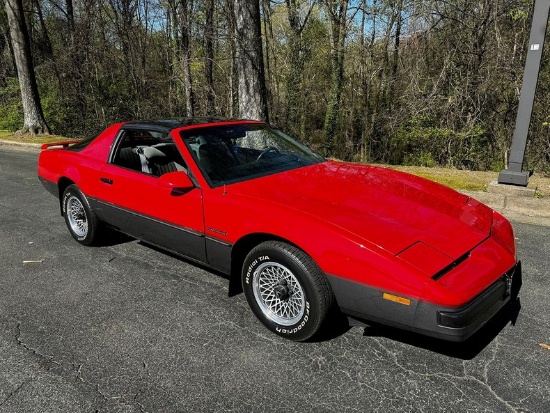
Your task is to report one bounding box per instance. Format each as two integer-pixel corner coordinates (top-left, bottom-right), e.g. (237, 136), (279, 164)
(91, 198), (206, 263)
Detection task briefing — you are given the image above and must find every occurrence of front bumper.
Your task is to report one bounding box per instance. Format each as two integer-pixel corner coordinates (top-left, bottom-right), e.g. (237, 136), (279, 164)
(415, 263), (521, 341)
(437, 266), (517, 329)
(328, 262), (521, 342)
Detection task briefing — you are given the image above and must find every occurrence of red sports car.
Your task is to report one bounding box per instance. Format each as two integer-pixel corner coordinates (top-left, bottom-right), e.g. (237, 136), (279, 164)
(38, 119), (520, 342)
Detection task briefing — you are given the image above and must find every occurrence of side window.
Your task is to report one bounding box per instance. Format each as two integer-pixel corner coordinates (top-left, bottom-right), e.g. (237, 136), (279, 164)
(111, 129), (187, 176)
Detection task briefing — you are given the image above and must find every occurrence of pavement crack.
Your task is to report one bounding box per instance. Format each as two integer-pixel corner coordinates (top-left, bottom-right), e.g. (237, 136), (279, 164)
(14, 322), (61, 369)
(74, 363), (85, 382)
(461, 338), (518, 413)
(12, 322), (149, 411)
(95, 384), (110, 401)
(133, 390), (149, 413)
(0, 378), (33, 407)
(372, 338), (519, 412)
(75, 365), (150, 412)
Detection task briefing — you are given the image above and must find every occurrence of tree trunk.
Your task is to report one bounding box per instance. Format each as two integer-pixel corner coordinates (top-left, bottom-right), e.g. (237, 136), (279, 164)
(389, 0), (403, 105)
(262, 0), (274, 117)
(179, 0), (195, 117)
(226, 0), (238, 118)
(358, 0), (372, 162)
(285, 0), (312, 139)
(65, 0), (86, 130)
(323, 0), (348, 156)
(5, 0), (50, 134)
(233, 0), (268, 121)
(204, 0), (215, 116)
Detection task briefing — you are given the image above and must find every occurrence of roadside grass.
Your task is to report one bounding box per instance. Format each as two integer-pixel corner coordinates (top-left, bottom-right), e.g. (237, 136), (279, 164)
(0, 130), (71, 144)
(385, 165), (550, 197)
(384, 165), (494, 191)
(2, 130), (549, 197)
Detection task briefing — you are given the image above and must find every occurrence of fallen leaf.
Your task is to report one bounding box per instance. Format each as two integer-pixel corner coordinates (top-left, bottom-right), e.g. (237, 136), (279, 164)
(539, 343), (550, 350)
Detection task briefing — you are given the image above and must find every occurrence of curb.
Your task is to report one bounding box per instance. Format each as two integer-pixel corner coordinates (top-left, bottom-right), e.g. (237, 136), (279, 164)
(0, 139), (42, 149)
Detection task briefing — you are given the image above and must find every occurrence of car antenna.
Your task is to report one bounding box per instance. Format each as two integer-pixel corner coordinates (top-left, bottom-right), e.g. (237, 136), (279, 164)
(223, 183), (227, 195)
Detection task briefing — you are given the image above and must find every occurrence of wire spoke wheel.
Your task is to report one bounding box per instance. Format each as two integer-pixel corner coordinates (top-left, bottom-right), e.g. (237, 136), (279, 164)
(62, 184), (99, 245)
(242, 241), (335, 341)
(252, 262), (305, 326)
(66, 195), (88, 237)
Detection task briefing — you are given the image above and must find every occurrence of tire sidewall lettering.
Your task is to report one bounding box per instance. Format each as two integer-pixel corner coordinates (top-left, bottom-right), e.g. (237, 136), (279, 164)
(275, 301), (310, 335)
(245, 254), (270, 285)
(62, 191), (71, 216)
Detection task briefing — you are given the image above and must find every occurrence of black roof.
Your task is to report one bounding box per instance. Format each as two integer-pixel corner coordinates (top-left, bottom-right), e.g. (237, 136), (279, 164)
(121, 117), (238, 133)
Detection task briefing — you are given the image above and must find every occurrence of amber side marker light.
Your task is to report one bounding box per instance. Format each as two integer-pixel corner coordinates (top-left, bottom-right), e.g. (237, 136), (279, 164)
(382, 293), (411, 306)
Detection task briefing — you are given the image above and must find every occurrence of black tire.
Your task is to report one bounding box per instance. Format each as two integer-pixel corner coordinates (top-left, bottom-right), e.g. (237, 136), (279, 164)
(62, 184), (100, 246)
(242, 241), (335, 341)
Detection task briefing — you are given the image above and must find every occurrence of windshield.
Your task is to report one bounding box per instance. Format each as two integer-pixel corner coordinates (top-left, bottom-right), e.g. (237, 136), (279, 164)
(180, 123), (325, 186)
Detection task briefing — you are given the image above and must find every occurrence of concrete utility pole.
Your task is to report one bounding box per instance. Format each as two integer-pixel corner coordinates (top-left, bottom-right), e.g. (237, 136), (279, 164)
(498, 0), (550, 186)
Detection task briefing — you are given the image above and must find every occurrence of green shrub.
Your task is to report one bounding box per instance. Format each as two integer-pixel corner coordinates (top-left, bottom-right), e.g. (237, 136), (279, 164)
(0, 79), (23, 131)
(390, 116), (496, 170)
(391, 117), (453, 166)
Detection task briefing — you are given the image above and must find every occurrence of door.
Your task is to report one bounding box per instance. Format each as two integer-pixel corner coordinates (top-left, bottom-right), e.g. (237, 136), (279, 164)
(92, 127), (206, 263)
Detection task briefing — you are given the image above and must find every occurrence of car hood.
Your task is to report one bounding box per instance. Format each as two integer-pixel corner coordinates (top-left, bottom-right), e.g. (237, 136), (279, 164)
(229, 161), (492, 271)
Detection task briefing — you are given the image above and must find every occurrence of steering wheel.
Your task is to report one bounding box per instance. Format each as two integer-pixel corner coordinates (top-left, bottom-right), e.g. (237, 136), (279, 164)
(256, 146), (280, 161)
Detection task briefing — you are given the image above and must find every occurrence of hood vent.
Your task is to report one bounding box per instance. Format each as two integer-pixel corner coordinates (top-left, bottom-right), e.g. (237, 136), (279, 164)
(431, 252), (471, 281)
(397, 241), (454, 277)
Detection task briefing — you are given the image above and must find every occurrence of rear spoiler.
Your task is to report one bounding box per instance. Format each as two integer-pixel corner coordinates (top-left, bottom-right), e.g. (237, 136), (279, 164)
(41, 140), (82, 150)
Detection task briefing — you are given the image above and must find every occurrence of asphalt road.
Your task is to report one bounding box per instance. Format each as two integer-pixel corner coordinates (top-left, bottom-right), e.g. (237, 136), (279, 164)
(0, 146), (549, 413)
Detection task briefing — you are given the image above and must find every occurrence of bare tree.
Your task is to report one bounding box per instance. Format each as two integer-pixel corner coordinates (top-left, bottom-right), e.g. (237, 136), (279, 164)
(285, 0), (314, 139)
(178, 0), (195, 117)
(323, 0), (349, 155)
(4, 0), (49, 134)
(204, 0), (215, 116)
(166, 0), (195, 117)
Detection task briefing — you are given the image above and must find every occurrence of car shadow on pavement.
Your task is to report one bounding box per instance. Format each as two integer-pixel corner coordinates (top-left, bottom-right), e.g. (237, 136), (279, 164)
(309, 309), (354, 342)
(359, 298), (522, 359)
(137, 240), (238, 290)
(98, 228), (135, 246)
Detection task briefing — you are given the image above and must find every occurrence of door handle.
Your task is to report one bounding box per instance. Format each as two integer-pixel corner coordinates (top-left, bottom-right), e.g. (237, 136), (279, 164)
(100, 177), (113, 184)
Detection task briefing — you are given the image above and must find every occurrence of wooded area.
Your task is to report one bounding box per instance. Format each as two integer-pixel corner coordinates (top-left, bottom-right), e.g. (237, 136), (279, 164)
(1, 0), (549, 172)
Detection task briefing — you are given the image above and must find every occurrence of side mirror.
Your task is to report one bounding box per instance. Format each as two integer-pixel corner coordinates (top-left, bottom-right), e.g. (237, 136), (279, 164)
(157, 171), (194, 190)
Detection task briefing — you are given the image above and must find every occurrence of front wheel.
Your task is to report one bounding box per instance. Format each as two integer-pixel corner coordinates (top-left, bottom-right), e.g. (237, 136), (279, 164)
(242, 241), (334, 341)
(62, 184), (100, 246)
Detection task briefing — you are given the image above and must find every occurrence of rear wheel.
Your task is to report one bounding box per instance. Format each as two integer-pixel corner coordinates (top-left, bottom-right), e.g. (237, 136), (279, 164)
(242, 241), (334, 341)
(62, 185), (100, 246)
